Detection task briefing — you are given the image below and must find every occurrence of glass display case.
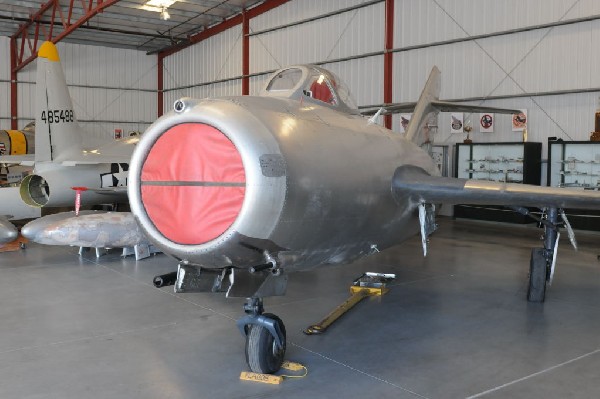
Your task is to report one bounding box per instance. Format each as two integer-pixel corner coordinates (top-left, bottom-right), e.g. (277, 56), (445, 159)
(548, 140), (600, 230)
(454, 142), (542, 223)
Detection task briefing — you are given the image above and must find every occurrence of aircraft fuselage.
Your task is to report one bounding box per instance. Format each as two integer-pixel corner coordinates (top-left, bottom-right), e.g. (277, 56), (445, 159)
(129, 96), (439, 271)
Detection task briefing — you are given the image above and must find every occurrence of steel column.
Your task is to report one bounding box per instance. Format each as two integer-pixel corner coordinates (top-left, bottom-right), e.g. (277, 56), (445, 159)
(242, 9), (250, 96)
(158, 53), (164, 118)
(383, 0), (394, 130)
(10, 37), (18, 130)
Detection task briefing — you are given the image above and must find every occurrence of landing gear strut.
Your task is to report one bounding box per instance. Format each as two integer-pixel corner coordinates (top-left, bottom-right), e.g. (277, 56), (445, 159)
(527, 208), (560, 302)
(237, 297), (286, 374)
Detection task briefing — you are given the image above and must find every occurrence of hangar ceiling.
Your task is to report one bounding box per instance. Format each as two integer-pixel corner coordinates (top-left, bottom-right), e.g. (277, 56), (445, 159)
(0, 0), (263, 53)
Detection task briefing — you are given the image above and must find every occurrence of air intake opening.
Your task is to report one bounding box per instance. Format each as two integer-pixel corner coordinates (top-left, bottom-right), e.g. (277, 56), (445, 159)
(140, 123), (246, 245)
(20, 174), (50, 207)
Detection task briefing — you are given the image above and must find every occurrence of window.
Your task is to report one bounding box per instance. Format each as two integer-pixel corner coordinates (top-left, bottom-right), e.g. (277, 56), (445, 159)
(266, 68), (303, 92)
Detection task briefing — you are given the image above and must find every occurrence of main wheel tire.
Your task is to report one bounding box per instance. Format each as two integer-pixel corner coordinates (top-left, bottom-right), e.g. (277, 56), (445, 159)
(245, 313), (286, 374)
(527, 248), (547, 302)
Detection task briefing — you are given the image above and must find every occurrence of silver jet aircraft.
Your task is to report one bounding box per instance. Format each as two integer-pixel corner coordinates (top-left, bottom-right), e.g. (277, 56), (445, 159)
(27, 64), (600, 374)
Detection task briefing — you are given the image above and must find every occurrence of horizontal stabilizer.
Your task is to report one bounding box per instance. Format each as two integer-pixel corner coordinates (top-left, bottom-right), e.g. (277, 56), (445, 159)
(393, 165), (600, 210)
(361, 101), (520, 116)
(0, 154), (35, 166)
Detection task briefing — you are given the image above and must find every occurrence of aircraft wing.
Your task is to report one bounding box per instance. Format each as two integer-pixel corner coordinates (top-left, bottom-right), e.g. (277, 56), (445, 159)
(361, 101), (520, 116)
(0, 154), (35, 166)
(393, 165), (600, 210)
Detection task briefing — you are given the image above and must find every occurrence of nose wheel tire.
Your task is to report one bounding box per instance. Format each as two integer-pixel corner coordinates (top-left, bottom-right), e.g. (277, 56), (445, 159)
(245, 313), (286, 374)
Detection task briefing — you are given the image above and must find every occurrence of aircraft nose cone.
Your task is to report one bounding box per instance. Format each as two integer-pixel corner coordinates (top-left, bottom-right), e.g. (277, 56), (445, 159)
(0, 217), (18, 244)
(21, 218), (47, 241)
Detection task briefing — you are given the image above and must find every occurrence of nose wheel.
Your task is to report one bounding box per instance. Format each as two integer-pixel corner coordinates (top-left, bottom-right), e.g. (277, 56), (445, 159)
(245, 313), (286, 374)
(237, 298), (287, 374)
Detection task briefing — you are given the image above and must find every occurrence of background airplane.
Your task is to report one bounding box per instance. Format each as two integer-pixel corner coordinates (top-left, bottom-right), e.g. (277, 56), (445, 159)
(0, 121), (40, 222)
(0, 41), (161, 258)
(28, 64), (600, 374)
(0, 41), (136, 210)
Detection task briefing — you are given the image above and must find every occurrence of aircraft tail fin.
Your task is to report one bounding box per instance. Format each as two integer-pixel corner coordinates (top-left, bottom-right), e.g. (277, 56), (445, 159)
(405, 67), (441, 147)
(404, 67), (521, 147)
(35, 41), (83, 163)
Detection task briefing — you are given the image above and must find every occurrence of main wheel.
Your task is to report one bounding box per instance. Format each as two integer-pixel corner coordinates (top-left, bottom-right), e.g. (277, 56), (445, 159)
(527, 248), (547, 302)
(245, 313), (286, 374)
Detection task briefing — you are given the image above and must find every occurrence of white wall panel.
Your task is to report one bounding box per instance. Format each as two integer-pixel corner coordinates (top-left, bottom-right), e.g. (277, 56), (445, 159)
(250, 74), (271, 96)
(0, 36), (9, 80)
(251, 0), (370, 32)
(163, 80), (243, 112)
(9, 41), (157, 141)
(324, 56), (383, 107)
(0, 83), (9, 123)
(163, 26), (242, 90)
(157, 0), (600, 171)
(250, 1), (383, 73)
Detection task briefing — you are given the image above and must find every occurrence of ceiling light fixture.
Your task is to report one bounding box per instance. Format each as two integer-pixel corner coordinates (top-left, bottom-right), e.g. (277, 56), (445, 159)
(141, 0), (177, 19)
(160, 6), (170, 20)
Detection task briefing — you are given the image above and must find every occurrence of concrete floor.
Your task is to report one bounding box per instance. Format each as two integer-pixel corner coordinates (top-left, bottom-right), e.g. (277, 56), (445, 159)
(1, 217), (600, 398)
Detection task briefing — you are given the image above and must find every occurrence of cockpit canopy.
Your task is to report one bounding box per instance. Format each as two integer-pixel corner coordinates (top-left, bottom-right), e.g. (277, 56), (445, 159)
(261, 65), (359, 114)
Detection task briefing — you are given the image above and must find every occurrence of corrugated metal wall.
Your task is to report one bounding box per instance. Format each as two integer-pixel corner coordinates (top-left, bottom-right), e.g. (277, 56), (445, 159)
(1, 37), (156, 142)
(163, 26), (243, 110)
(162, 0), (600, 170)
(4, 0), (600, 162)
(392, 0), (600, 156)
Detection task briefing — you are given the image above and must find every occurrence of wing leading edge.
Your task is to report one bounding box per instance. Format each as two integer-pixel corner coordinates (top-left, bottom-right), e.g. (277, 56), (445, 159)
(393, 165), (600, 210)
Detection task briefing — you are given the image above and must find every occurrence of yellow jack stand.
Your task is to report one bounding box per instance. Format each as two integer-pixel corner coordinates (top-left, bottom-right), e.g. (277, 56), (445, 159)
(303, 272), (395, 335)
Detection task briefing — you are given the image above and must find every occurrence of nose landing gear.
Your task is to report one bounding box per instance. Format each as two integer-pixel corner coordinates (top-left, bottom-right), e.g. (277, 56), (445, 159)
(237, 297), (287, 374)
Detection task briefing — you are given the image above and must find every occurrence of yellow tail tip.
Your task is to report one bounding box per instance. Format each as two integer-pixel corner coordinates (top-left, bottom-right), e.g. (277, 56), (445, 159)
(38, 41), (60, 62)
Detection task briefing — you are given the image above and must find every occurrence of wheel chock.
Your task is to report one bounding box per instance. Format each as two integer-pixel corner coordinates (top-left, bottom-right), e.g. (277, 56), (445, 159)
(240, 361), (307, 384)
(303, 272), (395, 335)
(240, 372), (283, 384)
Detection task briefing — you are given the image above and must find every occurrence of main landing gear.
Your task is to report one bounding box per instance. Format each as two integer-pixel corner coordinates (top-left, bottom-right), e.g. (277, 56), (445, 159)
(527, 208), (564, 302)
(237, 297), (287, 374)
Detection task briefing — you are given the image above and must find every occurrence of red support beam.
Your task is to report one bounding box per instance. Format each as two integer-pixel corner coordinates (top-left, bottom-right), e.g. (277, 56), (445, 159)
(159, 0), (290, 58)
(157, 53), (164, 118)
(242, 9), (250, 95)
(157, 0), (289, 113)
(10, 38), (18, 130)
(11, 0), (120, 73)
(9, 0), (120, 127)
(384, 0), (394, 130)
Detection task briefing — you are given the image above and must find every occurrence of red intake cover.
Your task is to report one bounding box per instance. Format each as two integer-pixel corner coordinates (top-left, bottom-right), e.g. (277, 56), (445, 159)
(141, 123), (245, 244)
